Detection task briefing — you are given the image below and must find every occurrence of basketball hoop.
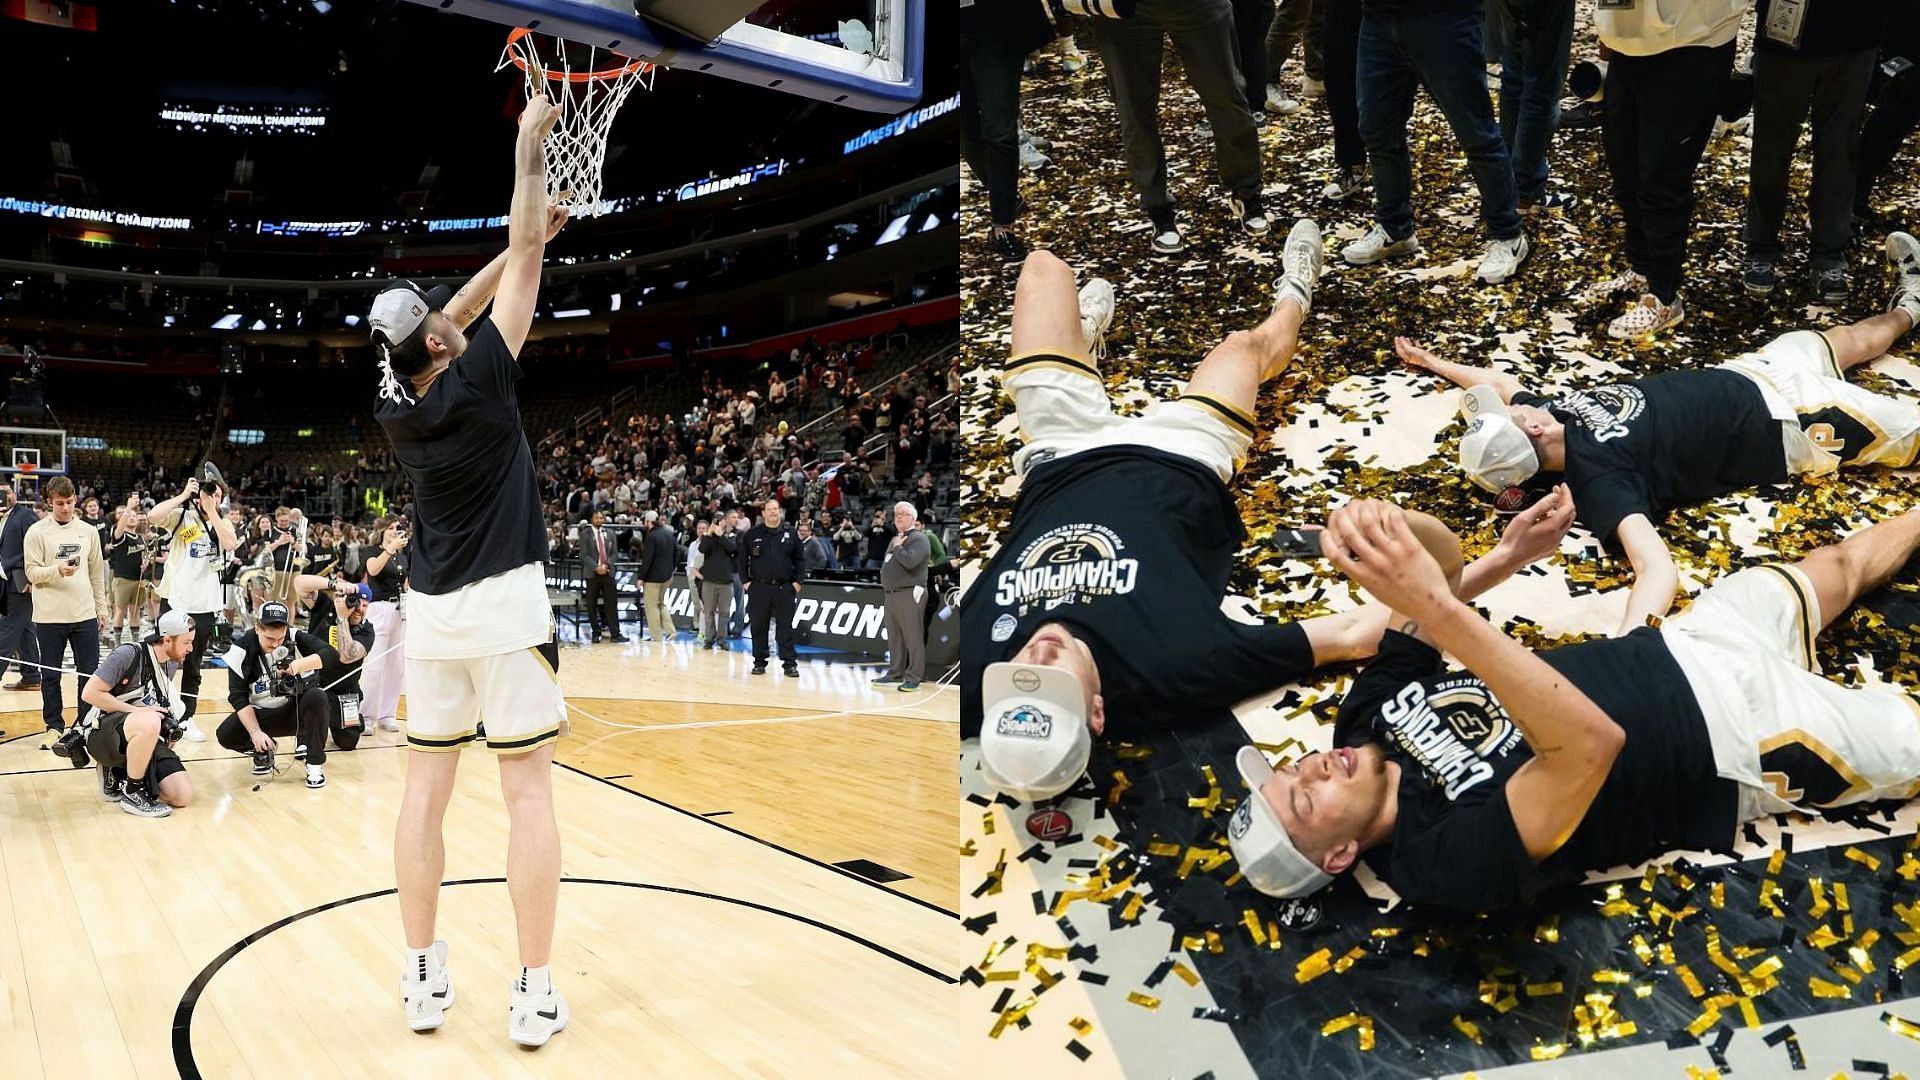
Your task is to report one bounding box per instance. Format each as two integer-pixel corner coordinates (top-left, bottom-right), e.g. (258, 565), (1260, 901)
(498, 28), (657, 215)
(15, 461), (35, 476)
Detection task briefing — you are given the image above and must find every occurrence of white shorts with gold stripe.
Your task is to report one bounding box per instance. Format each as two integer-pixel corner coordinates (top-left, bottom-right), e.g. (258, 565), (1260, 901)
(1661, 565), (1920, 820)
(1002, 351), (1256, 485)
(1721, 329), (1920, 474)
(402, 640), (569, 754)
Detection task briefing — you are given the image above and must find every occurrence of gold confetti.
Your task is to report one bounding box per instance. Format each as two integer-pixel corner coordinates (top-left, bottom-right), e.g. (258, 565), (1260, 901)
(1895, 945), (1920, 972)
(1591, 970), (1630, 986)
(1145, 841), (1181, 858)
(1525, 981), (1563, 997)
(1810, 977), (1851, 999)
(1171, 962), (1200, 988)
(1319, 1013), (1375, 1051)
(1240, 909), (1266, 946)
(1846, 847), (1882, 872)
(1106, 770), (1131, 805)
(1887, 1012), (1920, 1041)
(1530, 1043), (1568, 1061)
(1452, 1016), (1483, 1045)
(1295, 948), (1332, 984)
(980, 812), (995, 836)
(1069, 1017), (1093, 1037)
(1535, 916), (1560, 944)
(1126, 992), (1159, 1011)
(1767, 849), (1787, 876)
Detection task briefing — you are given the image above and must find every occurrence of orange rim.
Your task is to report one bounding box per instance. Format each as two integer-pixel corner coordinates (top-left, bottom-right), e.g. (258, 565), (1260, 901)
(505, 27), (653, 83)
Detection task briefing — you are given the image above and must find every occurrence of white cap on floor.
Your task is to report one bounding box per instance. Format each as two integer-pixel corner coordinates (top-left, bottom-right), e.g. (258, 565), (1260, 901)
(1226, 746), (1333, 899)
(977, 662), (1093, 803)
(1457, 385), (1539, 493)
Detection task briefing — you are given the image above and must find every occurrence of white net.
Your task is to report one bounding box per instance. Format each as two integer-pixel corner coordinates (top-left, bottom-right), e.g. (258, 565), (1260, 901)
(497, 32), (656, 215)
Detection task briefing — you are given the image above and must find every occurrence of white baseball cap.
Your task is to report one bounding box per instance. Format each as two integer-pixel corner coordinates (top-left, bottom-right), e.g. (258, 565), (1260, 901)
(1226, 746), (1333, 899)
(367, 280), (454, 347)
(1456, 385), (1539, 493)
(977, 662), (1093, 802)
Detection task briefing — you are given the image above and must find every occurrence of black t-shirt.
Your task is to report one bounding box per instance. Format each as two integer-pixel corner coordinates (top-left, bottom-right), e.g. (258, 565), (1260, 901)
(1754, 0), (1889, 55)
(226, 628), (329, 713)
(307, 597), (376, 695)
(1335, 628), (1738, 911)
(357, 544), (406, 602)
(866, 522), (894, 563)
(104, 529), (144, 580)
(960, 447), (1313, 739)
(372, 318), (547, 595)
(1516, 370), (1787, 548)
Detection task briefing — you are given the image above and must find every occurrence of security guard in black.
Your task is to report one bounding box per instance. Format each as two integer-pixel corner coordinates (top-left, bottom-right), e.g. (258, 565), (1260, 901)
(743, 501), (802, 671)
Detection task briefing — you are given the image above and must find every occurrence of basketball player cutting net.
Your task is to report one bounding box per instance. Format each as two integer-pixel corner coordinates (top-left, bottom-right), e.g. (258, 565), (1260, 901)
(369, 94), (575, 1048)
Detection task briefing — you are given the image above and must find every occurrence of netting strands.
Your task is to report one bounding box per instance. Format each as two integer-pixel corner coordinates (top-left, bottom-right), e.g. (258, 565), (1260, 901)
(497, 28), (656, 215)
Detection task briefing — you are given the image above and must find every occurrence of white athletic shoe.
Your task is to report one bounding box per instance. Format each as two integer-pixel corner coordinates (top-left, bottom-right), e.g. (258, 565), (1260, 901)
(378, 717), (400, 733)
(401, 941), (455, 1033)
(1341, 225), (1422, 266)
(1150, 223), (1187, 256)
(180, 719), (207, 743)
(1607, 293), (1686, 340)
(1078, 278), (1115, 357)
(1475, 232), (1531, 285)
(1018, 126), (1052, 152)
(1887, 232), (1920, 330)
(1275, 219), (1324, 315)
(1018, 143), (1051, 171)
(1581, 269), (1649, 303)
(508, 982), (570, 1048)
(306, 763), (325, 789)
(1322, 165), (1368, 203)
(1264, 83), (1301, 115)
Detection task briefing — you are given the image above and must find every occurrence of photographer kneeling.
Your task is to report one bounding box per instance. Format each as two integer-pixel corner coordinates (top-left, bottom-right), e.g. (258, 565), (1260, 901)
(215, 600), (333, 789)
(76, 608), (197, 818)
(290, 573), (376, 753)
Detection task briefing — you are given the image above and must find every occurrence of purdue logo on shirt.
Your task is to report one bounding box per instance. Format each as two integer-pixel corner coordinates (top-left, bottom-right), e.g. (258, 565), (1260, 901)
(993, 524), (1139, 609)
(1377, 680), (1521, 800)
(995, 706), (1052, 740)
(1556, 385), (1646, 443)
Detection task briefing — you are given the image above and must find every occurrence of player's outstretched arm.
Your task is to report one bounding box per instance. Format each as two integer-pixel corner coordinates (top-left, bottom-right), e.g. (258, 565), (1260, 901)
(1323, 500), (1622, 862)
(1612, 514), (1678, 636)
(1396, 337), (1523, 403)
(445, 204), (570, 333)
(492, 96), (563, 357)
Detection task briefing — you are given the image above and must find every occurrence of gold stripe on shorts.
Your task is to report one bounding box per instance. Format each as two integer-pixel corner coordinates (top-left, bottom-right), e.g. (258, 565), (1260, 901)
(1003, 351), (1099, 379)
(485, 725), (561, 754)
(1176, 394), (1258, 437)
(1758, 564), (1816, 671)
(530, 644), (559, 682)
(406, 730), (476, 752)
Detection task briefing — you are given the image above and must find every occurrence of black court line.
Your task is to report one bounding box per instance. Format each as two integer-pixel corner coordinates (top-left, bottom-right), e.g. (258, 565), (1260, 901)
(701, 810), (733, 817)
(603, 773), (631, 779)
(169, 876), (958, 1079)
(556, 762), (958, 920)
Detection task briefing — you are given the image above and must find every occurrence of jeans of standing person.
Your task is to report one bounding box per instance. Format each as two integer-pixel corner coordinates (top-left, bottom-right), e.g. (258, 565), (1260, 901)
(1322, 0), (1365, 169)
(1492, 0), (1575, 204)
(699, 580), (731, 644)
(360, 599), (405, 727)
(1357, 7), (1522, 242)
(1266, 0), (1325, 81)
(960, 30), (1026, 228)
(34, 618), (98, 732)
(1230, 0), (1276, 113)
(0, 587), (39, 686)
(1856, 63), (1920, 215)
(155, 601), (214, 720)
(1602, 42), (1735, 304)
(1747, 47), (1878, 270)
(1090, 0), (1263, 216)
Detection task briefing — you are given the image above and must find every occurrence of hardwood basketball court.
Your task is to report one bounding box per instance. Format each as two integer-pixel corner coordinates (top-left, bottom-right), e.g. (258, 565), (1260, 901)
(0, 639), (962, 1076)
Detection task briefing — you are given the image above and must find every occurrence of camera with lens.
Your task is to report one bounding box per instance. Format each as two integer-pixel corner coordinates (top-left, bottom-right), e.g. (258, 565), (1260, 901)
(51, 722), (91, 769)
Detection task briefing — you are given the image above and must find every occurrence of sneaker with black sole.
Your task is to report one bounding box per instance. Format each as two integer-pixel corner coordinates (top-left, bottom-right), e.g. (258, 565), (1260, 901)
(120, 783), (170, 818)
(872, 674), (902, 685)
(306, 764), (325, 790)
(1322, 165), (1368, 203)
(400, 940), (455, 1032)
(1148, 212), (1186, 256)
(1518, 191), (1576, 216)
(508, 980), (569, 1048)
(782, 663), (798, 677)
(98, 762), (121, 803)
(1744, 259), (1777, 296)
(987, 227), (1028, 264)
(1229, 196), (1271, 237)
(899, 680), (921, 692)
(294, 743), (307, 763)
(751, 663), (767, 675)
(1815, 266), (1850, 303)
(251, 750), (273, 776)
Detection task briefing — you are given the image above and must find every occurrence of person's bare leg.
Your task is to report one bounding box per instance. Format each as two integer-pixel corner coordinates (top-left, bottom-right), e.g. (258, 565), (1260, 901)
(1010, 250), (1094, 365)
(1182, 297), (1305, 418)
(395, 750), (462, 949)
(498, 743), (560, 968)
(1795, 508), (1920, 633)
(1823, 309), (1915, 372)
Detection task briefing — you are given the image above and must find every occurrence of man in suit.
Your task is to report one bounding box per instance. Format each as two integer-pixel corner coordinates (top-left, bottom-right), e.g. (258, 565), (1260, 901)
(875, 501), (931, 692)
(577, 509), (627, 643)
(798, 519), (836, 575)
(638, 510), (678, 643)
(0, 484), (43, 694)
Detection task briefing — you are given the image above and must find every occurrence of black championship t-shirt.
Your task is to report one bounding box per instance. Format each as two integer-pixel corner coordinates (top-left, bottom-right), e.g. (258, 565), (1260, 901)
(1335, 628), (1738, 911)
(105, 529), (143, 581)
(960, 447), (1312, 739)
(307, 598), (377, 695)
(372, 319), (547, 595)
(1515, 370), (1787, 547)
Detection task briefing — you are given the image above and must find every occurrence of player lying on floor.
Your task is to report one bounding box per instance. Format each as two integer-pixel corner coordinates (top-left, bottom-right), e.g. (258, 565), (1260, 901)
(1227, 498), (1920, 913)
(1400, 232), (1920, 636)
(964, 226), (1575, 801)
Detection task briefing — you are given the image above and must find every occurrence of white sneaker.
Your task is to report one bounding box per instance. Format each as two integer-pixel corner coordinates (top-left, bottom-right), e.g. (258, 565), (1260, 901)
(1276, 219), (1324, 315)
(509, 982), (570, 1048)
(1887, 231), (1920, 330)
(400, 941), (455, 1032)
(1607, 293), (1686, 340)
(306, 763), (325, 789)
(378, 717), (400, 732)
(1264, 84), (1301, 115)
(1582, 269), (1649, 303)
(1476, 233), (1530, 284)
(1150, 222), (1187, 256)
(1078, 278), (1115, 356)
(1322, 165), (1368, 202)
(180, 719), (207, 743)
(1229, 196), (1271, 237)
(1341, 225), (1422, 266)
(1300, 75), (1325, 100)
(1018, 126), (1052, 152)
(1019, 143), (1051, 171)
(1060, 49), (1087, 75)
